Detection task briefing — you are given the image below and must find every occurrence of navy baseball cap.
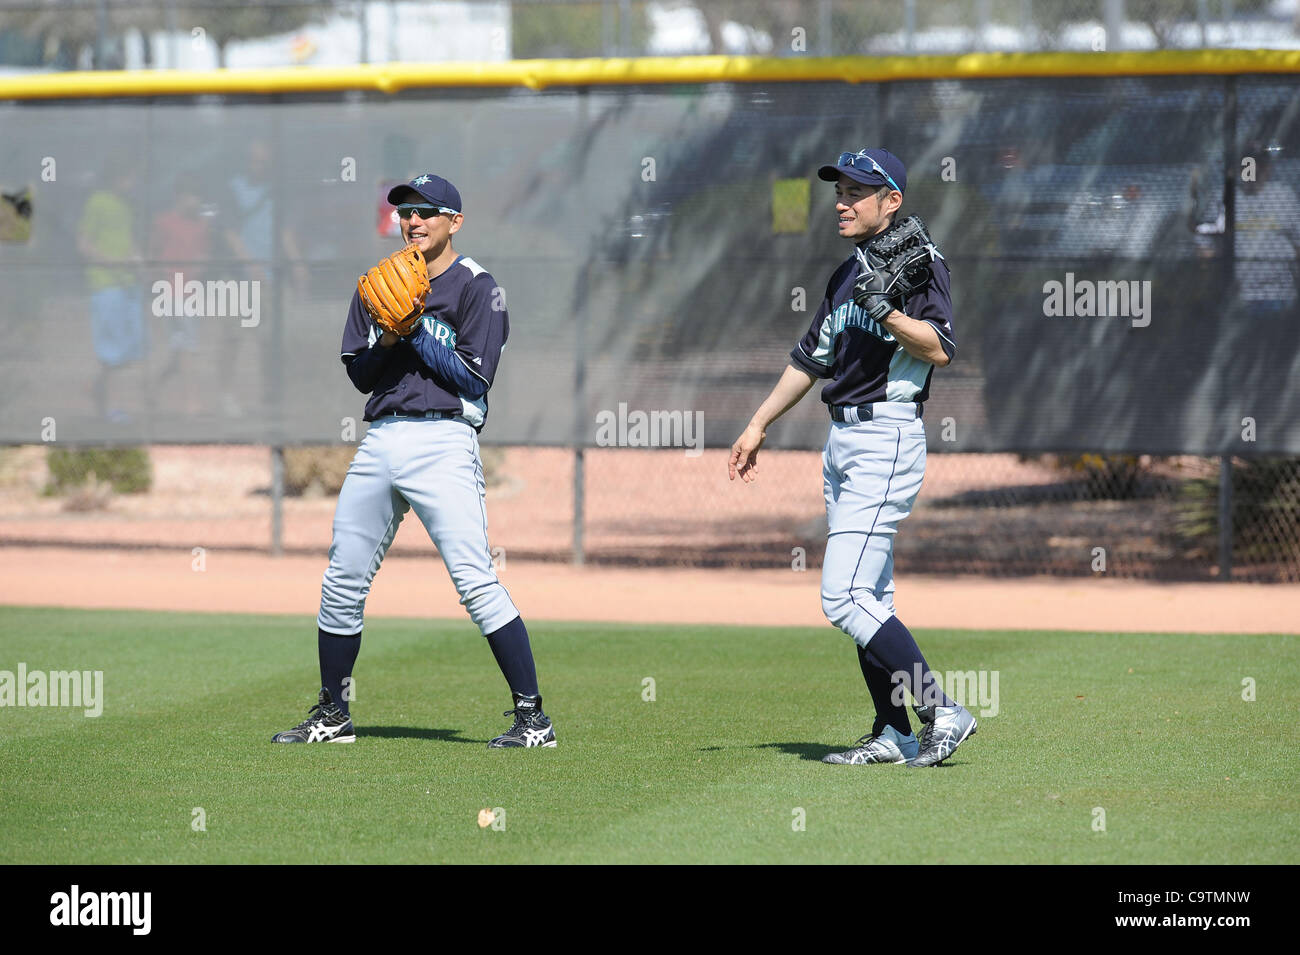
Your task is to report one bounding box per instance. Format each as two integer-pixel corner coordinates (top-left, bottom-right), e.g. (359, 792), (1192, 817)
(818, 147), (907, 195)
(387, 174), (462, 214)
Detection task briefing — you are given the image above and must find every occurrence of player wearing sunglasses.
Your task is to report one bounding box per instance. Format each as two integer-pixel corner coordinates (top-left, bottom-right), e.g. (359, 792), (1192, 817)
(272, 173), (556, 750)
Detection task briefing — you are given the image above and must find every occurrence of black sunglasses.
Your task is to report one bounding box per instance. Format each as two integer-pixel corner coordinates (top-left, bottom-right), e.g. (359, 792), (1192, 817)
(396, 203), (455, 220)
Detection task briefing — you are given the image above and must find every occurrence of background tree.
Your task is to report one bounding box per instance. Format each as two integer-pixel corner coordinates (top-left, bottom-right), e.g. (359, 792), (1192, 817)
(0, 0), (327, 70)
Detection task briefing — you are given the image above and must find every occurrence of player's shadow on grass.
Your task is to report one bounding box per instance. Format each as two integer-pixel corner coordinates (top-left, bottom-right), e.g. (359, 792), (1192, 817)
(361, 726), (480, 744)
(699, 742), (828, 762)
(701, 741), (966, 767)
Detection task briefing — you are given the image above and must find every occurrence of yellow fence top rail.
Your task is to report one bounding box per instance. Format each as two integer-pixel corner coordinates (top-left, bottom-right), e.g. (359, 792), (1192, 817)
(2, 49), (1299, 101)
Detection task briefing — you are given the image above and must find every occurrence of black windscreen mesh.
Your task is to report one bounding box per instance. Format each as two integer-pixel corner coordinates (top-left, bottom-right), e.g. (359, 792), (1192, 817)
(2, 75), (1296, 452)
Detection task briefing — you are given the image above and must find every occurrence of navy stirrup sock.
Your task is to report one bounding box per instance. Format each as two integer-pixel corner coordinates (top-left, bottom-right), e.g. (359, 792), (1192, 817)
(318, 628), (362, 717)
(485, 616), (540, 698)
(857, 644), (915, 736)
(864, 616), (955, 709)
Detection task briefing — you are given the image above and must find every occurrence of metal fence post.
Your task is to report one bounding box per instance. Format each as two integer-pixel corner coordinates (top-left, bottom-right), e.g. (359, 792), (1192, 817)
(1217, 456), (1232, 580)
(1103, 0), (1124, 51)
(572, 90), (590, 566)
(817, 0), (832, 56)
(573, 447), (585, 566)
(165, 0), (178, 68)
(1218, 73), (1238, 580)
(573, 249), (588, 565)
(271, 445), (285, 557)
(358, 0), (369, 64)
(95, 0), (109, 68)
(975, 0), (992, 49)
(269, 106), (288, 557)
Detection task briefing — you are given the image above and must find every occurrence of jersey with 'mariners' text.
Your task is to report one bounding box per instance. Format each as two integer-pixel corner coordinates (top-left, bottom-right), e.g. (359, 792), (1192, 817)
(789, 244), (954, 406)
(340, 254), (507, 428)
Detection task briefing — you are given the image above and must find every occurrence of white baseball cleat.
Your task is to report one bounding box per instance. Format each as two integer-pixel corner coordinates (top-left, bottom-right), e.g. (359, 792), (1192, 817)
(822, 724), (919, 764)
(907, 703), (977, 767)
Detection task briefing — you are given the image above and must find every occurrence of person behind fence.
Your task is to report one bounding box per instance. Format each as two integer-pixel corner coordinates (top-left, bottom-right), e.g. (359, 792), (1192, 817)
(217, 140), (305, 417)
(150, 175), (212, 413)
(79, 159), (146, 425)
(728, 147), (977, 768)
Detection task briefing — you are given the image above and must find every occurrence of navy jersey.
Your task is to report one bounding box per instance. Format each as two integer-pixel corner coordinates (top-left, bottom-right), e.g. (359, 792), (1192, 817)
(789, 246), (954, 406)
(341, 255), (507, 429)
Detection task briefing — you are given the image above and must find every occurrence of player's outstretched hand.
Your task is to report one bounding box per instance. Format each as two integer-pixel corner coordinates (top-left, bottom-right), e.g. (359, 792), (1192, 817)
(729, 424), (766, 483)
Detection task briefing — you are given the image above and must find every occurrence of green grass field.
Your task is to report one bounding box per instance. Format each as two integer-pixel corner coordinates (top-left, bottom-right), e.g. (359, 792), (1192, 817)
(1, 606), (1296, 864)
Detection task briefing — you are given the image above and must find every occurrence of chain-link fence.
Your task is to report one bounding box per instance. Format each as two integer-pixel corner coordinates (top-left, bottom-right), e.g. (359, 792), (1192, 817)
(6, 75), (1300, 452)
(2, 25), (1298, 582)
(2, 444), (1297, 580)
(0, 0), (1297, 72)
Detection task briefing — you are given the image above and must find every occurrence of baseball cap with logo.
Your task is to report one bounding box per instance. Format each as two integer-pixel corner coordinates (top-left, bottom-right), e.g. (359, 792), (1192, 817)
(818, 147), (907, 195)
(387, 174), (462, 214)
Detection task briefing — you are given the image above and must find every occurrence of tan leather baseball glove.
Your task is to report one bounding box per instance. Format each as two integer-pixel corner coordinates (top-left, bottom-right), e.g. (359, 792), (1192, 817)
(357, 243), (430, 336)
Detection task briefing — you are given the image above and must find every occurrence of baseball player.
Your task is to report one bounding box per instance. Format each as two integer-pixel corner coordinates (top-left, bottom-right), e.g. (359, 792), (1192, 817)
(273, 174), (555, 749)
(728, 148), (976, 767)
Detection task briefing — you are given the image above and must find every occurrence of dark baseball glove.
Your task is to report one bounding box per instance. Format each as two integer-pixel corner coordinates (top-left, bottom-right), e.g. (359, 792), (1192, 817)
(357, 243), (430, 337)
(852, 214), (944, 323)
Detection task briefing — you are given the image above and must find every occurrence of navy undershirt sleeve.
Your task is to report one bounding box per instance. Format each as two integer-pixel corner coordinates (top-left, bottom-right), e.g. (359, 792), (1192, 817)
(404, 324), (488, 399)
(343, 342), (393, 394)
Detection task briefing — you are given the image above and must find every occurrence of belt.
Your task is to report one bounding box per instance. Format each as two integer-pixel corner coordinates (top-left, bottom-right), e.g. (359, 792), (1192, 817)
(829, 401), (923, 423)
(387, 411), (465, 422)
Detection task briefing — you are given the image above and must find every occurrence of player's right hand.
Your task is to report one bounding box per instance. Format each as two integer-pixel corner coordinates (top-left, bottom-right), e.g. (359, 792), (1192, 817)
(728, 424), (766, 483)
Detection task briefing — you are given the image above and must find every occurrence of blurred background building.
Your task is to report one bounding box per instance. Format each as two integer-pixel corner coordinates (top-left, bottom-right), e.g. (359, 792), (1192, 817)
(2, 0), (1300, 73)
